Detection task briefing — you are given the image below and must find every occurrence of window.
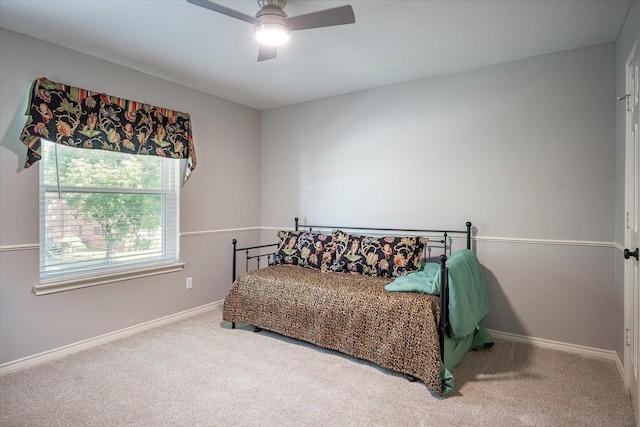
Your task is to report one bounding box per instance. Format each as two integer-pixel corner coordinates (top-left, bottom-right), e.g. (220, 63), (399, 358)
(36, 140), (182, 295)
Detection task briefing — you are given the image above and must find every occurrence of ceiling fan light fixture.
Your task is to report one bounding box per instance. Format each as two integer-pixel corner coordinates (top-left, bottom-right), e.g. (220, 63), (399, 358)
(255, 22), (290, 46)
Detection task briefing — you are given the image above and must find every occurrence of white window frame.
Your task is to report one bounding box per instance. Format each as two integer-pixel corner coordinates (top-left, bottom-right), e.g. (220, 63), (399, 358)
(35, 141), (183, 295)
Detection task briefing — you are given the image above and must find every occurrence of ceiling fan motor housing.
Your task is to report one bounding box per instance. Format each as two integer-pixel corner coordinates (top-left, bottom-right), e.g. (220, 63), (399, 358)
(255, 0), (290, 45)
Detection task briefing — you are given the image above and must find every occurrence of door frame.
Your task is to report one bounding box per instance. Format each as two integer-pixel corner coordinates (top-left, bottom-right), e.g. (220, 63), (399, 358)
(623, 40), (639, 426)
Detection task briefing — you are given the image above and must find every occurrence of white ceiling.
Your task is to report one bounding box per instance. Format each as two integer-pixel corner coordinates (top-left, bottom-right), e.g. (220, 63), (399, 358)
(0, 0), (633, 110)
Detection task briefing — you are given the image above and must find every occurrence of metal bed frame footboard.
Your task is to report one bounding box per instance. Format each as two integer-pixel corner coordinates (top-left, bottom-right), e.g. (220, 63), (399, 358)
(230, 218), (473, 366)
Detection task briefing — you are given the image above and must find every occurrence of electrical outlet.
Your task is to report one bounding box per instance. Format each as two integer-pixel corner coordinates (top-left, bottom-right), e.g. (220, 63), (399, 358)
(186, 277), (193, 289)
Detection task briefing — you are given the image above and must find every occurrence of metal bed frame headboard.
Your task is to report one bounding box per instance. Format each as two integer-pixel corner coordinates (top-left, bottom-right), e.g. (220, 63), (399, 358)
(297, 218), (472, 252)
(232, 218), (472, 279)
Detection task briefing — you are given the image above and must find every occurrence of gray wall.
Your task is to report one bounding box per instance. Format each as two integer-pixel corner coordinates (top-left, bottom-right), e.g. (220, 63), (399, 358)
(615, 0), (640, 364)
(260, 43), (617, 350)
(0, 27), (624, 365)
(0, 29), (262, 364)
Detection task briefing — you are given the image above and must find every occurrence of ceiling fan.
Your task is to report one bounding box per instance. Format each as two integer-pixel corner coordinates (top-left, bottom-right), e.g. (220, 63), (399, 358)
(187, 0), (355, 62)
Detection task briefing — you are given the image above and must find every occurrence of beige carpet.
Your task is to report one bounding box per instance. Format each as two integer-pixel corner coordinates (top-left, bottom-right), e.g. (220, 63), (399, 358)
(0, 303), (635, 426)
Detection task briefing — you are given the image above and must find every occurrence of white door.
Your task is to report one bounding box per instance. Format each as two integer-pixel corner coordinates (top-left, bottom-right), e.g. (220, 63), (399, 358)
(624, 41), (640, 427)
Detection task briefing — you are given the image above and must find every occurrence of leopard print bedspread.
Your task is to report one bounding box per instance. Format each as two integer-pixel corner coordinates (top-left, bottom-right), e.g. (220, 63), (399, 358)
(222, 264), (443, 394)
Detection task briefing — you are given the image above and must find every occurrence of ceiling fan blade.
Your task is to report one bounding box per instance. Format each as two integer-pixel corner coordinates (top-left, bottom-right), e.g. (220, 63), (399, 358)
(258, 45), (278, 62)
(186, 0), (259, 25)
(285, 5), (355, 31)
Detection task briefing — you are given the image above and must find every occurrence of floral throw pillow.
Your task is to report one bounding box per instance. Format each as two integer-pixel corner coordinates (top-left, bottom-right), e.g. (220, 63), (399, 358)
(328, 229), (425, 277)
(273, 230), (336, 271)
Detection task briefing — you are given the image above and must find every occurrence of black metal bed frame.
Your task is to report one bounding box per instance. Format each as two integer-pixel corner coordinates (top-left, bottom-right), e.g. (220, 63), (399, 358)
(231, 218), (473, 366)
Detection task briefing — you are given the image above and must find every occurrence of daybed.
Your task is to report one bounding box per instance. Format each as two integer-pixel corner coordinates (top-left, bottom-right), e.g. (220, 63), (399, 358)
(222, 219), (493, 395)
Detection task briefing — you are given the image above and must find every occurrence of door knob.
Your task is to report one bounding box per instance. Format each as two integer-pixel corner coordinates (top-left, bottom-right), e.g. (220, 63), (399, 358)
(624, 248), (639, 260)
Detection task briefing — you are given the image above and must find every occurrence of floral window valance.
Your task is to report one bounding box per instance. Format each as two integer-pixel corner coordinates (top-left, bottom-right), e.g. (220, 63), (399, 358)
(20, 77), (197, 182)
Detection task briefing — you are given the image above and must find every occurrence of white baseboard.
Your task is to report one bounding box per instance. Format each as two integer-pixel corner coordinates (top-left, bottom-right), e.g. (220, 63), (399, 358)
(614, 351), (625, 380)
(488, 329), (616, 361)
(1, 312), (622, 379)
(0, 301), (223, 376)
(487, 330), (631, 386)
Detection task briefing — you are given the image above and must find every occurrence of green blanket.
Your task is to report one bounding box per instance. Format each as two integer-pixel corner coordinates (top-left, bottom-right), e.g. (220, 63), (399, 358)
(385, 249), (494, 394)
(385, 249), (490, 339)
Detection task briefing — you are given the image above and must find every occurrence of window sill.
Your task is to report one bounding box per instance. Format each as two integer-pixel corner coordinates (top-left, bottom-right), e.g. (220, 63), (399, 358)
(33, 262), (186, 296)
